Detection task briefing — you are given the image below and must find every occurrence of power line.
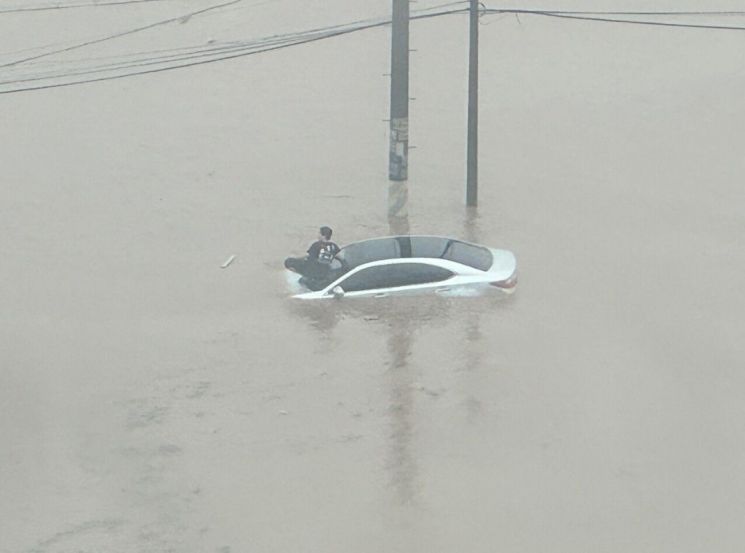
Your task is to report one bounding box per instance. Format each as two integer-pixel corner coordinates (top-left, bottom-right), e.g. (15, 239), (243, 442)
(0, 0), (244, 68)
(0, 35), (323, 86)
(0, 0), (171, 14)
(0, 7), (466, 94)
(488, 9), (745, 17)
(5, 5), (745, 94)
(482, 8), (745, 32)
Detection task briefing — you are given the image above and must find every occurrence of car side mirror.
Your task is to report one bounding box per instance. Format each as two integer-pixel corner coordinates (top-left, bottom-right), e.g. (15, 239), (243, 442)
(331, 286), (345, 299)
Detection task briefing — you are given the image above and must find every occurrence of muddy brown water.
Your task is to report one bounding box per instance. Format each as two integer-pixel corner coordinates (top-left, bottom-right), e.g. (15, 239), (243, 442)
(2, 1), (745, 552)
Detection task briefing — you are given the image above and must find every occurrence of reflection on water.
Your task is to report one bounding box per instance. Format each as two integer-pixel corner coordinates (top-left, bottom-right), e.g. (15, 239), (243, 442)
(383, 307), (417, 504)
(460, 208), (485, 422)
(462, 206), (480, 244)
(385, 208), (416, 504)
(388, 214), (411, 237)
(386, 193), (416, 503)
(287, 297), (343, 339)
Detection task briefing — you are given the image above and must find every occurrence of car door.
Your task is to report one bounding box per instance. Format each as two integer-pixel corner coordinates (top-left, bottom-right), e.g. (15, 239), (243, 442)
(328, 262), (455, 298)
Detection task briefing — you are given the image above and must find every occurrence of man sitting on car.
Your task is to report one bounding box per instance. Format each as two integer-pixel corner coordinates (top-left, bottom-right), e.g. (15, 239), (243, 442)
(284, 226), (340, 285)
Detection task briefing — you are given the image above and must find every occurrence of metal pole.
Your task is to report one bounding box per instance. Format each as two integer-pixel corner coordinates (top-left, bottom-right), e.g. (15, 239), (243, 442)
(389, 0), (409, 183)
(466, 0), (478, 206)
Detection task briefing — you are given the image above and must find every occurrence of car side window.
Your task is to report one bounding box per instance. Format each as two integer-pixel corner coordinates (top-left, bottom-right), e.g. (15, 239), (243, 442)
(336, 266), (391, 292)
(337, 263), (453, 292)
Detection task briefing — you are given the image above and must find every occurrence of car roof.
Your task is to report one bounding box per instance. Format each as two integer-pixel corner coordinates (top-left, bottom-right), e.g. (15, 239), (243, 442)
(336, 235), (493, 272)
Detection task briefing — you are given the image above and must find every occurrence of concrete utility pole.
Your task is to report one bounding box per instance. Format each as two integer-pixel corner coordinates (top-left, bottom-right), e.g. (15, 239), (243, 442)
(389, 0), (409, 183)
(466, 0), (479, 206)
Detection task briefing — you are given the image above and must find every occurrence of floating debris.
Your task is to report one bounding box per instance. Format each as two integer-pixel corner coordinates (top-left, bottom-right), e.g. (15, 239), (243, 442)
(221, 254), (237, 269)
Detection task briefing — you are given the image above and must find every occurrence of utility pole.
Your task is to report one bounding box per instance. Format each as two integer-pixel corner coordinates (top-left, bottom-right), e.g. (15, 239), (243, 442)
(466, 0), (479, 207)
(389, 0), (409, 183)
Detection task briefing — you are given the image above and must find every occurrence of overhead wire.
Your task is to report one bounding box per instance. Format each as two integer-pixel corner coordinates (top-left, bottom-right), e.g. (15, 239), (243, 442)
(4, 5), (745, 94)
(0, 0), (244, 68)
(0, 0), (281, 62)
(500, 9), (745, 17)
(1, 35), (320, 85)
(0, 0), (173, 14)
(0, 7), (469, 94)
(481, 8), (745, 32)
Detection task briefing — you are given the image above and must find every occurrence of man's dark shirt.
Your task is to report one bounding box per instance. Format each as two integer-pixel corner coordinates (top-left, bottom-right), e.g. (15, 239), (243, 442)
(307, 240), (340, 264)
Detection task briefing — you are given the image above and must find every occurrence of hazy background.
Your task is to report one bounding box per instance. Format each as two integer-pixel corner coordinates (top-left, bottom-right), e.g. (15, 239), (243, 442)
(2, 1), (744, 552)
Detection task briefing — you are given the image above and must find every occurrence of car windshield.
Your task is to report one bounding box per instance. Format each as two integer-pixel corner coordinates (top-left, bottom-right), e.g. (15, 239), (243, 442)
(335, 238), (400, 269)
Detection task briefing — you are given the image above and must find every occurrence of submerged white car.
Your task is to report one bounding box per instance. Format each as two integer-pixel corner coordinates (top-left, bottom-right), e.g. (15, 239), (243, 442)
(289, 236), (517, 300)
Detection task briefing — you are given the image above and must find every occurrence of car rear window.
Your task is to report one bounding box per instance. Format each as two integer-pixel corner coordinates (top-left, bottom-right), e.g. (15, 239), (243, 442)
(442, 241), (492, 271)
(337, 263), (453, 292)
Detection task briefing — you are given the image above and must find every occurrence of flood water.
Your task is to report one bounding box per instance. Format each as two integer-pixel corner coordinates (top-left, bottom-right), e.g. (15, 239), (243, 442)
(2, 1), (745, 552)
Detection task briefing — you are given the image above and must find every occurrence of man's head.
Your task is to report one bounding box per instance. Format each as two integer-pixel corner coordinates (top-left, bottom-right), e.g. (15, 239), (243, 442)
(319, 226), (333, 240)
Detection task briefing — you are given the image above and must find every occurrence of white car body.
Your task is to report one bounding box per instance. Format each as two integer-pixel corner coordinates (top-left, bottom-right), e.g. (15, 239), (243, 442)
(289, 236), (517, 300)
